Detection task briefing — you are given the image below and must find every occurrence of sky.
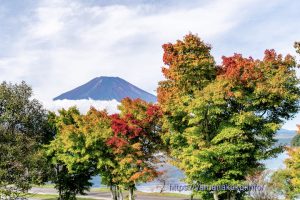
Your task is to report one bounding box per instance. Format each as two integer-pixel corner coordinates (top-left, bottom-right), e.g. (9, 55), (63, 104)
(0, 0), (300, 129)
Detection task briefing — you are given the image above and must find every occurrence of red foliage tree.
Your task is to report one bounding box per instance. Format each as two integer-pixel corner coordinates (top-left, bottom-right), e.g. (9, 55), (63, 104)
(106, 98), (163, 200)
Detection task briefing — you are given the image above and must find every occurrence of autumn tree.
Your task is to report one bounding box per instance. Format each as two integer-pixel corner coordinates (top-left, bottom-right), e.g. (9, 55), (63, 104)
(285, 145), (300, 199)
(47, 99), (163, 200)
(271, 168), (296, 200)
(295, 42), (300, 54)
(107, 98), (163, 200)
(287, 43), (300, 196)
(272, 40), (300, 198)
(46, 107), (95, 200)
(0, 81), (53, 199)
(272, 123), (300, 200)
(158, 34), (300, 200)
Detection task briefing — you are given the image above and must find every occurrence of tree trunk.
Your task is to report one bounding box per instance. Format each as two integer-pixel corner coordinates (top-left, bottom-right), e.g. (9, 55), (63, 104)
(117, 185), (123, 200)
(190, 193), (194, 200)
(119, 189), (123, 200)
(230, 192), (236, 200)
(58, 187), (62, 200)
(213, 191), (219, 200)
(109, 185), (117, 200)
(159, 180), (166, 193)
(56, 165), (62, 200)
(129, 186), (135, 200)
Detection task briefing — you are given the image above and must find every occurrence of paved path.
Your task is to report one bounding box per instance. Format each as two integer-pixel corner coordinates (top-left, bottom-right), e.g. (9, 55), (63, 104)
(29, 188), (196, 200)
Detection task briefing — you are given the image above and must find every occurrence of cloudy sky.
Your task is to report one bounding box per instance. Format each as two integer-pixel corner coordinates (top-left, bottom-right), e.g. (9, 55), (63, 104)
(1, 0), (300, 129)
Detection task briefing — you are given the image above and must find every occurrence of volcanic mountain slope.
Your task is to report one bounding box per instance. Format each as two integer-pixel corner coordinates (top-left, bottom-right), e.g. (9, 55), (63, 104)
(53, 76), (157, 103)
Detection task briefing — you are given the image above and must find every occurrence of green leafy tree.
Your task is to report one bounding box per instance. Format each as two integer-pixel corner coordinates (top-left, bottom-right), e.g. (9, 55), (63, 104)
(251, 41), (300, 200)
(46, 107), (125, 200)
(0, 81), (52, 199)
(285, 146), (300, 198)
(158, 34), (300, 200)
(47, 99), (163, 200)
(291, 134), (300, 147)
(272, 124), (300, 200)
(271, 169), (296, 200)
(292, 42), (300, 150)
(295, 42), (300, 54)
(46, 107), (94, 200)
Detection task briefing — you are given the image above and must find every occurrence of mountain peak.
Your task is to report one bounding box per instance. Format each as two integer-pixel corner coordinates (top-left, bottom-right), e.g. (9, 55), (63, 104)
(53, 76), (157, 102)
(96, 76), (120, 79)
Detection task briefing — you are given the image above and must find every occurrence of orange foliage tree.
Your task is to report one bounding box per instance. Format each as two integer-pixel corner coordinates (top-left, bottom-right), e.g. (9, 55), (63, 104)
(107, 98), (163, 200)
(158, 34), (300, 200)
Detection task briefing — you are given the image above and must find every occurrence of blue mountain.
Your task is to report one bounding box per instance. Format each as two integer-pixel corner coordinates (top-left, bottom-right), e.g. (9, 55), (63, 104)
(277, 129), (296, 135)
(276, 129), (296, 139)
(53, 76), (157, 103)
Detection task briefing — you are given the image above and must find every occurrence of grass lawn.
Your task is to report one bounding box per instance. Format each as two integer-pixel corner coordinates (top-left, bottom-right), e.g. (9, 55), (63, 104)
(27, 193), (104, 200)
(30, 185), (200, 199)
(34, 185), (110, 192)
(28, 192), (195, 200)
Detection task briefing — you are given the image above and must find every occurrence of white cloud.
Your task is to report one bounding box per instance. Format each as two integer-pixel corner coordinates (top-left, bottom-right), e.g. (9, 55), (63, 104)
(27, 0), (73, 38)
(44, 99), (120, 114)
(0, 0), (261, 101)
(1, 0), (300, 129)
